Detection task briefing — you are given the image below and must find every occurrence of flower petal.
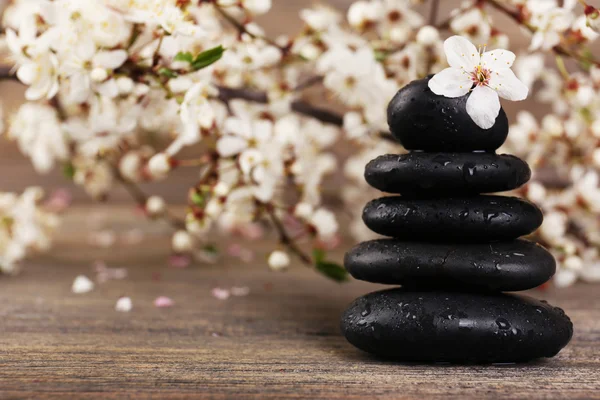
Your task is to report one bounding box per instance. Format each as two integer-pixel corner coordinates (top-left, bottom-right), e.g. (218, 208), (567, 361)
(217, 136), (248, 157)
(489, 68), (529, 101)
(481, 49), (516, 70)
(466, 85), (500, 129)
(93, 50), (128, 70)
(428, 67), (472, 98)
(443, 35), (479, 70)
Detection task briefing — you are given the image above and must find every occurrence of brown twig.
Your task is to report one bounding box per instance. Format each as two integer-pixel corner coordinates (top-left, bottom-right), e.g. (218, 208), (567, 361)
(213, 4), (283, 51)
(217, 85), (395, 141)
(116, 173), (186, 230)
(266, 207), (312, 265)
(0, 65), (14, 81)
(429, 0), (440, 26)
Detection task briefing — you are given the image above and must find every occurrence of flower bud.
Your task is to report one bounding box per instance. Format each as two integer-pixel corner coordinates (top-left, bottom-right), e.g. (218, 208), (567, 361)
(172, 230), (193, 253)
(268, 250), (290, 271)
(148, 153), (171, 179)
(119, 152), (142, 182)
(294, 202), (313, 219)
(416, 26), (439, 46)
(116, 77), (134, 94)
(90, 68), (108, 82)
(146, 196), (166, 216)
(585, 5), (600, 32)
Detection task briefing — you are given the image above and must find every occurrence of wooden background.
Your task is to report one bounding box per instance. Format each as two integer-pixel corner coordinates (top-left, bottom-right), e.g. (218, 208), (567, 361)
(1, 1), (600, 398)
(0, 208), (599, 399)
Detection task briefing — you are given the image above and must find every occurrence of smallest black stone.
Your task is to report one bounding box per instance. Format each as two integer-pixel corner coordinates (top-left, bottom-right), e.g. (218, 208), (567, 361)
(387, 76), (509, 151)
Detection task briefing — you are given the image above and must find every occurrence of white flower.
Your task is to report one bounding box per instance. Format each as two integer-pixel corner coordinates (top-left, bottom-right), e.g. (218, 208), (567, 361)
(450, 8), (491, 45)
(268, 250), (290, 271)
(0, 188), (59, 274)
(8, 103), (68, 174)
(115, 296), (133, 312)
(554, 268), (577, 288)
(7, 28), (59, 101)
(310, 208), (338, 240)
(429, 36), (528, 129)
(528, 1), (574, 50)
(72, 275), (95, 294)
(347, 1), (383, 30)
(60, 39), (128, 103)
(300, 5), (341, 31)
(167, 81), (218, 156)
(62, 96), (138, 157)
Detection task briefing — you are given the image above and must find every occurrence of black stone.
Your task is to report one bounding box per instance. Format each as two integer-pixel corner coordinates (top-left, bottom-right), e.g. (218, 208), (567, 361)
(363, 195), (543, 242)
(387, 76), (509, 151)
(344, 239), (555, 291)
(365, 153), (531, 195)
(341, 289), (573, 363)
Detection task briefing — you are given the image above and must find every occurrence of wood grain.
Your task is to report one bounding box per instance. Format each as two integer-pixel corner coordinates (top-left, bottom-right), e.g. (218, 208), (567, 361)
(0, 207), (599, 399)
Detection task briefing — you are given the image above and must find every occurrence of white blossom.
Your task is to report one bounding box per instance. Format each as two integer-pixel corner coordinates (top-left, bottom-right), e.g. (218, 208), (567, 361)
(429, 36), (528, 129)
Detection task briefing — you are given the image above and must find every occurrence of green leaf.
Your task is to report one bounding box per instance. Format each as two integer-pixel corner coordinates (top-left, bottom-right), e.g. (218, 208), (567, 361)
(203, 244), (219, 255)
(63, 162), (75, 180)
(312, 248), (326, 264)
(191, 45), (225, 70)
(158, 67), (178, 78)
(191, 192), (204, 206)
(374, 50), (387, 62)
(174, 51), (194, 63)
(316, 261), (349, 283)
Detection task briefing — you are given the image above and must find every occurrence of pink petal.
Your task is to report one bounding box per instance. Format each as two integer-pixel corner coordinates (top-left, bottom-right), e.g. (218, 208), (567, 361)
(43, 189), (72, 213)
(212, 287), (231, 300)
(154, 296), (175, 308)
(169, 254), (191, 268)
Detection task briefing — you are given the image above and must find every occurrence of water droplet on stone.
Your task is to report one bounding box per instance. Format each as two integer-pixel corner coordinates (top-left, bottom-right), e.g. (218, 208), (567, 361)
(496, 318), (510, 330)
(361, 303), (371, 317)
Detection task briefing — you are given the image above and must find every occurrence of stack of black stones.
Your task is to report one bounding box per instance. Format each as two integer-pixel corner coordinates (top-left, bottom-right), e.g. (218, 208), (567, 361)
(340, 76), (573, 363)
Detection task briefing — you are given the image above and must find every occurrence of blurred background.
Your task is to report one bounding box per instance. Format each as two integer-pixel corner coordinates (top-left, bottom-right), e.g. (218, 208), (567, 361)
(0, 0), (536, 204)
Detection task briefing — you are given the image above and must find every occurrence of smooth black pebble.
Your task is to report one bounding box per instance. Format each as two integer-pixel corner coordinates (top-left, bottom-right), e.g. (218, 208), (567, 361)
(344, 239), (555, 291)
(341, 289), (573, 363)
(365, 153), (531, 195)
(387, 76), (509, 151)
(363, 195), (542, 242)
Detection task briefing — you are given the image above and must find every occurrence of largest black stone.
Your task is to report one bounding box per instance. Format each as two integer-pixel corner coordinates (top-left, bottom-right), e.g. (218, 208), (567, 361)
(387, 76), (509, 151)
(363, 195), (543, 242)
(341, 289), (573, 363)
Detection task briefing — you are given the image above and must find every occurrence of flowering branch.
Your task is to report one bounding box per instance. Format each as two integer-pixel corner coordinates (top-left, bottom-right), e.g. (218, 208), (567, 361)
(115, 173), (186, 231)
(486, 0), (600, 68)
(266, 206), (312, 265)
(1, 0), (599, 287)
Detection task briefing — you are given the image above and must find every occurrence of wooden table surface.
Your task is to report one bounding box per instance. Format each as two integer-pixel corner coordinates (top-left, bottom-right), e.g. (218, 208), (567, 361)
(0, 207), (599, 399)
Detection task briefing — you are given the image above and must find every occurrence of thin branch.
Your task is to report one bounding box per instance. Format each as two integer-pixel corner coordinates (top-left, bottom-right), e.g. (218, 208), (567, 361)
(214, 4), (284, 51)
(293, 75), (324, 92)
(266, 207), (312, 265)
(116, 173), (186, 230)
(0, 65), (16, 81)
(217, 85), (396, 141)
(429, 0), (440, 26)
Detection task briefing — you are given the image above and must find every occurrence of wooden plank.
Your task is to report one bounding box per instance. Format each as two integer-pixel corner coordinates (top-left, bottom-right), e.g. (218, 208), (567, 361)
(0, 207), (599, 399)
